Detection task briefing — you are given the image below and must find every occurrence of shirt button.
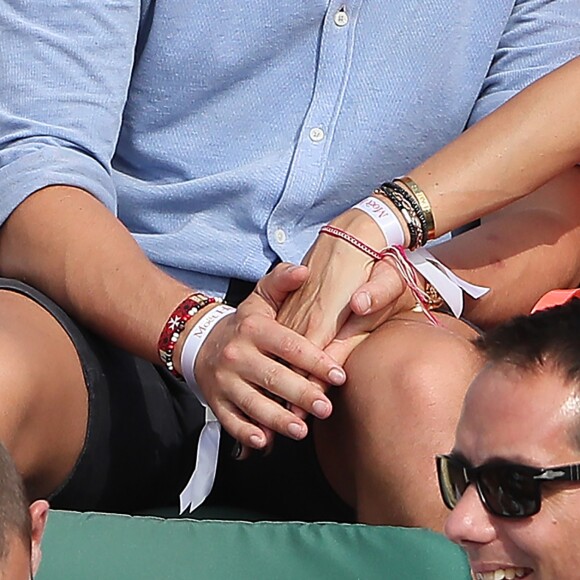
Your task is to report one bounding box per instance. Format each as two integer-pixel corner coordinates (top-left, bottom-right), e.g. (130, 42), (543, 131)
(309, 127), (325, 142)
(274, 228), (287, 244)
(334, 7), (348, 27)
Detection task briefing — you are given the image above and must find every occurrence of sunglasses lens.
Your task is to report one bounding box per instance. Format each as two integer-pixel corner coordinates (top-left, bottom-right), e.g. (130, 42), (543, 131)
(478, 464), (540, 517)
(437, 456), (468, 510)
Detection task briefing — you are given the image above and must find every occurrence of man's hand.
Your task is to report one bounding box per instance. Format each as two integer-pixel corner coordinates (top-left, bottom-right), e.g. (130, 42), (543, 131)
(192, 263), (347, 451)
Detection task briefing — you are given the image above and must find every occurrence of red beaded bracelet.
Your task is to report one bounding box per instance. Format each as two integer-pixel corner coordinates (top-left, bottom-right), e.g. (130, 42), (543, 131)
(158, 293), (217, 378)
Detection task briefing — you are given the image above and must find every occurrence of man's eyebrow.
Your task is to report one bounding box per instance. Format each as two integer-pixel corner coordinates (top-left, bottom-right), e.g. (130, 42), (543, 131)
(449, 449), (542, 467)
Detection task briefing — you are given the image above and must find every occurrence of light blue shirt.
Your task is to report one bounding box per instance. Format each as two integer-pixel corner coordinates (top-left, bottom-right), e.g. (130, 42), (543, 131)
(0, 1), (578, 296)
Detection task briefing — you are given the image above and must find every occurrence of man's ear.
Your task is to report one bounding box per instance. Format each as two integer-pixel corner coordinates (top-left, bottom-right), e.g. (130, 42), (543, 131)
(28, 500), (49, 574)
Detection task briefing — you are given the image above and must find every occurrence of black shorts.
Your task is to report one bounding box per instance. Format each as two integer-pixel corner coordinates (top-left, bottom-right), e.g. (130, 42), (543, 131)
(0, 278), (353, 522)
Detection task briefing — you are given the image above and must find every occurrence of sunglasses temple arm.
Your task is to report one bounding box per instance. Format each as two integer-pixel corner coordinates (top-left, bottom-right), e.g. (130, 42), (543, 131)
(534, 464), (580, 481)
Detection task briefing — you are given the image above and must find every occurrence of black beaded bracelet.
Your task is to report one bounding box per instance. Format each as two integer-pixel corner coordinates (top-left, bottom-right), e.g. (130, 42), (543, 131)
(381, 181), (429, 245)
(377, 183), (424, 247)
(374, 187), (420, 249)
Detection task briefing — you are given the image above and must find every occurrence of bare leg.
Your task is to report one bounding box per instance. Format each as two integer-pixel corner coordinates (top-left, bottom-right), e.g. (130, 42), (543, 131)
(315, 311), (482, 530)
(0, 290), (88, 499)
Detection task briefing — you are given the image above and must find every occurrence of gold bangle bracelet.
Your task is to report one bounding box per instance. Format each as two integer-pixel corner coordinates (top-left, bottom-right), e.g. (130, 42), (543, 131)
(395, 176), (436, 240)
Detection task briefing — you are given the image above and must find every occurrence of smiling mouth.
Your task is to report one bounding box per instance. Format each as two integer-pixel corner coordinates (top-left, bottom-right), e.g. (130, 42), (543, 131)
(473, 568), (532, 580)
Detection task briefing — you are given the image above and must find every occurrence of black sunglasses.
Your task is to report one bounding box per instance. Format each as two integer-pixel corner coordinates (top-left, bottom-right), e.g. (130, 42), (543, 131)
(436, 453), (580, 518)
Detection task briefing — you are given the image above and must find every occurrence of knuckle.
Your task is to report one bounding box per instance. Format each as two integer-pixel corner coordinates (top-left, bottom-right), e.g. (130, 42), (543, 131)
(309, 351), (328, 374)
(278, 335), (300, 359)
(292, 391), (310, 413)
(213, 367), (230, 389)
(222, 418), (249, 445)
(238, 391), (259, 418)
(238, 315), (259, 338)
(221, 343), (241, 365)
(262, 365), (279, 391)
(228, 416), (249, 437)
(273, 415), (290, 435)
(262, 404), (290, 433)
(298, 382), (317, 406)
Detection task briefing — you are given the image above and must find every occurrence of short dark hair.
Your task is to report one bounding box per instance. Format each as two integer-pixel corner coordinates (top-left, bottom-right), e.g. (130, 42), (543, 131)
(0, 443), (31, 560)
(474, 297), (580, 385)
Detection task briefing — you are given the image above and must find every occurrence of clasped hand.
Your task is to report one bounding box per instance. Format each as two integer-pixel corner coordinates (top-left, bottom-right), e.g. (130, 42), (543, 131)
(193, 209), (415, 452)
(192, 263), (347, 451)
(278, 207), (414, 371)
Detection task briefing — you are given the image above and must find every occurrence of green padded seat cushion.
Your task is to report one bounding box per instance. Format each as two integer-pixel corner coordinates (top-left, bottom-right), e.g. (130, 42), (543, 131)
(37, 510), (470, 579)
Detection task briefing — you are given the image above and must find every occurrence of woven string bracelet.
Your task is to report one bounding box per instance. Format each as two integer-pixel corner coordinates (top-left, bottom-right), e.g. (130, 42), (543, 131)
(319, 224), (384, 260)
(381, 246), (440, 326)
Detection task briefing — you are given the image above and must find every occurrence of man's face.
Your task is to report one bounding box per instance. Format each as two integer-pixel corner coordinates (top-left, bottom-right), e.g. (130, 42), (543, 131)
(444, 363), (580, 580)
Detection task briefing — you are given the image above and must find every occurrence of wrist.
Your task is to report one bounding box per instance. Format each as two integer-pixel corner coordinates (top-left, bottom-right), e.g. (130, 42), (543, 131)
(373, 177), (436, 249)
(329, 206), (387, 250)
(351, 195), (406, 247)
(178, 303), (236, 385)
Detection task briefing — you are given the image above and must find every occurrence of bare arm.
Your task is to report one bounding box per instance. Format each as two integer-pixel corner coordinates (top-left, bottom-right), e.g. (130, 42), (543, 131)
(322, 167), (580, 365)
(0, 186), (190, 361)
(411, 56), (580, 235)
(0, 186), (344, 448)
(279, 57), (580, 349)
(432, 167), (580, 327)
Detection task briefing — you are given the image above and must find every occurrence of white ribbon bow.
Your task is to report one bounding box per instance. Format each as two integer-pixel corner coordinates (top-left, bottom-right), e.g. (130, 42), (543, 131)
(407, 248), (489, 317)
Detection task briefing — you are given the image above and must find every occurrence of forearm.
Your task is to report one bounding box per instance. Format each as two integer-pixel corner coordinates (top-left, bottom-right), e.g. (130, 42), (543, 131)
(409, 57), (580, 236)
(429, 167), (580, 328)
(0, 186), (193, 362)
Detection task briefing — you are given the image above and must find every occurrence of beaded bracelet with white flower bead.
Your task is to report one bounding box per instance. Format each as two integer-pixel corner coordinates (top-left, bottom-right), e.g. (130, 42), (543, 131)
(158, 293), (218, 378)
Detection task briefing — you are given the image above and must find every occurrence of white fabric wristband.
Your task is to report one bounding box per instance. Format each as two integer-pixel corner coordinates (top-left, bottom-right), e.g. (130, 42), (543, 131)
(178, 303), (236, 514)
(353, 196), (405, 246)
(406, 248), (489, 318)
(180, 303), (236, 388)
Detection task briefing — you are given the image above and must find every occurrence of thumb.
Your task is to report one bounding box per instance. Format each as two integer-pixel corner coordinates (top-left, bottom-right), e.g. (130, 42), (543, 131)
(253, 263), (309, 311)
(350, 258), (406, 316)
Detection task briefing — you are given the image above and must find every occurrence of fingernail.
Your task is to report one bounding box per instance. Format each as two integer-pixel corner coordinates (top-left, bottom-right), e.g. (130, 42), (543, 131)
(231, 441), (242, 459)
(355, 291), (372, 314)
(312, 399), (331, 419)
(288, 422), (306, 440)
(249, 434), (265, 448)
(328, 367), (346, 385)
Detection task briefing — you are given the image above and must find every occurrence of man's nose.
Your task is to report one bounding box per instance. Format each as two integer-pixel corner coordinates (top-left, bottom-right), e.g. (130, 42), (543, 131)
(444, 484), (497, 547)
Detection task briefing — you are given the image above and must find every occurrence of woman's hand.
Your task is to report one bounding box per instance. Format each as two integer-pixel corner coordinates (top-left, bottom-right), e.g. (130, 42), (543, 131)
(277, 206), (417, 351)
(191, 263), (347, 451)
(323, 263), (419, 366)
(277, 208), (387, 349)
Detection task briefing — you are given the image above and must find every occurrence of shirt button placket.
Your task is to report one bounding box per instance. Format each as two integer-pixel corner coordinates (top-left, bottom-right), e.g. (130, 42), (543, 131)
(268, 2), (357, 262)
